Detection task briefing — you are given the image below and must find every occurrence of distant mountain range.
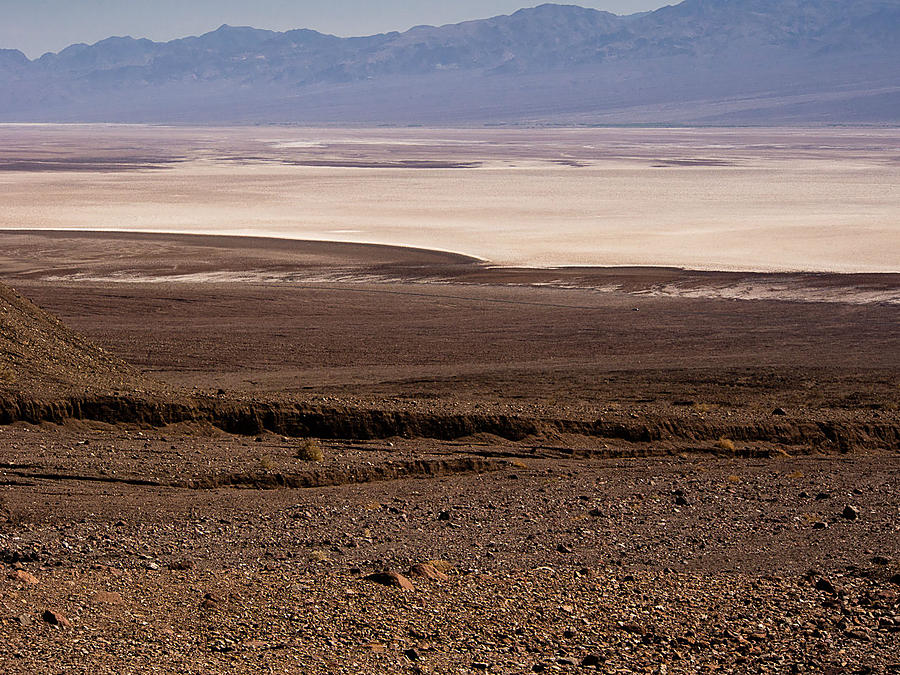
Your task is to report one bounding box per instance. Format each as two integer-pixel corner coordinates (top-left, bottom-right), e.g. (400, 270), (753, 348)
(1, 0), (898, 124)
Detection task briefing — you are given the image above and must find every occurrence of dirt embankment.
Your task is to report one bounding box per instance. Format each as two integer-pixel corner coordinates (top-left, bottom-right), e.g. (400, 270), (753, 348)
(0, 391), (896, 455)
(0, 281), (146, 395)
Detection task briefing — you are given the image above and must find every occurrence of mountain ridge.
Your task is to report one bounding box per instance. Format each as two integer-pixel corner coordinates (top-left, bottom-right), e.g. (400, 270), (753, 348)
(1, 1), (898, 124)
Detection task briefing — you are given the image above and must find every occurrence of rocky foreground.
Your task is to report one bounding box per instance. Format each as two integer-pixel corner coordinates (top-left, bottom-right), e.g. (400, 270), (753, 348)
(0, 234), (898, 672)
(1, 423), (898, 674)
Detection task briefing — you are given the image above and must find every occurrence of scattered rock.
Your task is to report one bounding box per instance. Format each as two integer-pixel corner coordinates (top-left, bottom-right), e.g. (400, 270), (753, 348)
(409, 563), (448, 581)
(365, 571), (414, 591)
(889, 574), (900, 587)
(42, 610), (71, 628)
(621, 623), (645, 635)
(9, 570), (38, 585)
(872, 556), (892, 566)
(168, 559), (194, 571)
(812, 522), (828, 530)
(14, 613), (32, 627)
(556, 544), (573, 554)
(674, 495), (690, 507)
(208, 638), (234, 652)
(815, 578), (838, 595)
(581, 653), (604, 667)
(438, 510), (452, 521)
(0, 548), (40, 565)
(93, 591), (123, 605)
(842, 505), (859, 521)
(424, 560), (454, 574)
(815, 493), (831, 501)
(403, 648), (420, 661)
(588, 508), (603, 517)
(772, 407), (788, 416)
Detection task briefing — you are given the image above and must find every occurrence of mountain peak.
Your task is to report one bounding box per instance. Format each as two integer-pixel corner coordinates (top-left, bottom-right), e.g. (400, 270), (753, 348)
(202, 24), (274, 37)
(0, 49), (28, 67)
(513, 3), (615, 17)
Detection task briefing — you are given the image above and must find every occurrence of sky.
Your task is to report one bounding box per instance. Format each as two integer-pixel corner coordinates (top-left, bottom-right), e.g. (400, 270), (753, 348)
(1, 0), (671, 58)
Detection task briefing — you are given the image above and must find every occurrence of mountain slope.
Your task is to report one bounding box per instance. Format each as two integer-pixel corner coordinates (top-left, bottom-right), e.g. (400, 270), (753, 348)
(0, 0), (897, 124)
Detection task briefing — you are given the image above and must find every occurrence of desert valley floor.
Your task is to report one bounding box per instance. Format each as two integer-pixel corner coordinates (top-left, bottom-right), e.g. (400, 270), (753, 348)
(0, 127), (898, 673)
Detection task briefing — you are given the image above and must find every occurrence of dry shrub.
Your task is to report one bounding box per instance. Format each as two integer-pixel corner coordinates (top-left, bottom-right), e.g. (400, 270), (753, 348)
(296, 438), (324, 462)
(715, 437), (736, 452)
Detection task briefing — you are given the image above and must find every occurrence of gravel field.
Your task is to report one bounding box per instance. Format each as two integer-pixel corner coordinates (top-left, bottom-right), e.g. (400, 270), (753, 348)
(2, 422), (899, 673)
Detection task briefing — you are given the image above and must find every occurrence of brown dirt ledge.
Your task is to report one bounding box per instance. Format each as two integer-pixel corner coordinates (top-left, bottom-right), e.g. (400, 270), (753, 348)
(0, 391), (896, 456)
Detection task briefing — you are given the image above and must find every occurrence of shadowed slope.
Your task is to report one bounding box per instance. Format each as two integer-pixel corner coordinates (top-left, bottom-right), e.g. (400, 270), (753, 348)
(0, 282), (142, 395)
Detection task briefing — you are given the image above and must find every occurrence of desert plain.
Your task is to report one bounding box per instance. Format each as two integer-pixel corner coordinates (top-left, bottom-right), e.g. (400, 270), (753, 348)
(0, 125), (898, 674)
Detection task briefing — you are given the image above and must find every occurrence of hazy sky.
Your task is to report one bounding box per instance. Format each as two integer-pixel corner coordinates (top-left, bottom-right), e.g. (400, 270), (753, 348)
(1, 1), (671, 58)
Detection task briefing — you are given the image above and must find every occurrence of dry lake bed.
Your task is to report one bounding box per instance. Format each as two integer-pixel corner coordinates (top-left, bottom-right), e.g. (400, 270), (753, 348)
(0, 124), (898, 272)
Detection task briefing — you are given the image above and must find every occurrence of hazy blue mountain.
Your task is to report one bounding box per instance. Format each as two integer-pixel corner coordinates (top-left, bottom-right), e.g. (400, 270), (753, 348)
(0, 49), (28, 71)
(1, 0), (898, 124)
